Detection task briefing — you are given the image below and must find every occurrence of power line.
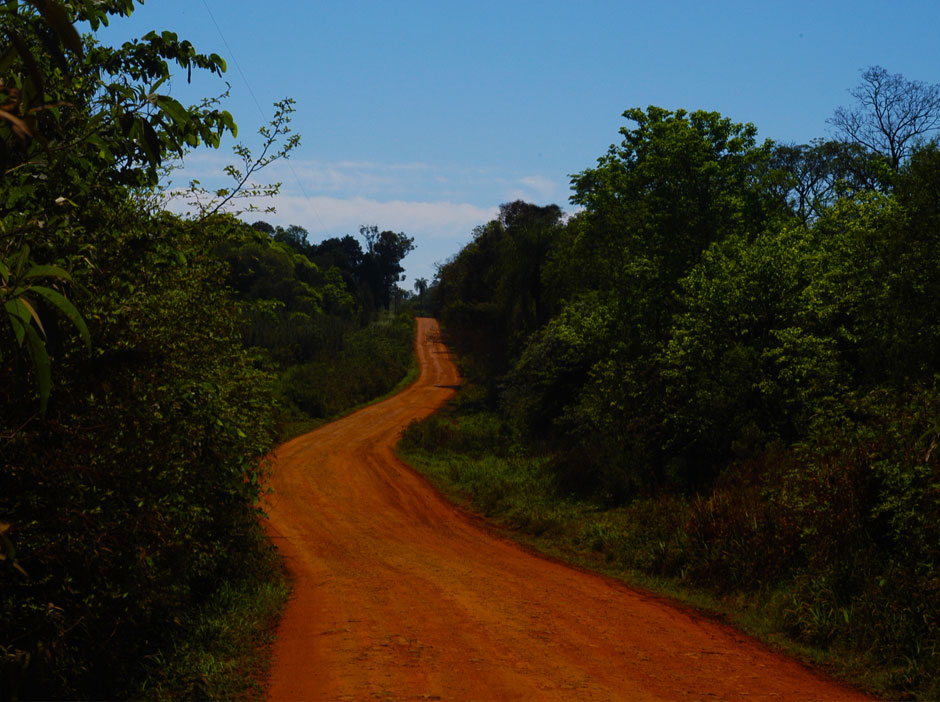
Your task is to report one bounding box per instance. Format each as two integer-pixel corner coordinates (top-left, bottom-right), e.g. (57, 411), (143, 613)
(198, 0), (329, 234)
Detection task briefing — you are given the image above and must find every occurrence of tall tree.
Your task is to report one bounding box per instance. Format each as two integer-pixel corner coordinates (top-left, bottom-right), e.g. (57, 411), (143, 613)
(373, 229), (415, 310)
(358, 225), (415, 311)
(569, 106), (781, 348)
(497, 201), (564, 331)
(770, 139), (884, 223)
(830, 65), (940, 172)
(273, 224), (312, 256)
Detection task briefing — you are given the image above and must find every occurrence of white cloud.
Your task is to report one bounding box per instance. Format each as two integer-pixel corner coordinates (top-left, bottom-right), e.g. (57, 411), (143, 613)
(161, 153), (567, 285)
(265, 194), (497, 241)
(169, 153), (567, 210)
(516, 174), (559, 201)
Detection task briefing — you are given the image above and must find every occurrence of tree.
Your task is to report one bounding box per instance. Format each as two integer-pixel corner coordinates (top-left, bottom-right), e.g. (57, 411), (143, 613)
(358, 226), (415, 311)
(273, 223), (311, 256)
(310, 235), (364, 293)
(568, 106), (784, 364)
(830, 66), (940, 172)
(770, 139), (885, 223)
(251, 220), (276, 234)
(374, 230), (415, 310)
(662, 224), (841, 473)
(432, 202), (566, 388)
(413, 277), (428, 296)
(497, 200), (564, 331)
(0, 0), (237, 414)
(0, 6), (285, 696)
(359, 224), (380, 253)
(432, 219), (513, 384)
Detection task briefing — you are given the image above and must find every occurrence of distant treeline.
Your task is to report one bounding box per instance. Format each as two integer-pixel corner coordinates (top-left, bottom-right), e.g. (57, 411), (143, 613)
(428, 68), (940, 697)
(216, 221), (418, 428)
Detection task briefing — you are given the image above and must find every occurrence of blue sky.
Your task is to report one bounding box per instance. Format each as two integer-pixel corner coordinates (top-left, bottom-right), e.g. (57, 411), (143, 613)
(98, 0), (940, 287)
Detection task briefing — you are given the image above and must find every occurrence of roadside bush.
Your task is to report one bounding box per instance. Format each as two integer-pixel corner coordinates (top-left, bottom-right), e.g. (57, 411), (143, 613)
(769, 387), (940, 690)
(679, 462), (799, 591)
(1, 215), (279, 699)
(279, 314), (414, 419)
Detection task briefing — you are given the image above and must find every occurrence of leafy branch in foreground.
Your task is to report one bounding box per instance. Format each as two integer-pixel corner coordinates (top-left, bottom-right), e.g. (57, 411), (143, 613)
(1, 0), (238, 414)
(183, 97), (301, 218)
(0, 243), (90, 415)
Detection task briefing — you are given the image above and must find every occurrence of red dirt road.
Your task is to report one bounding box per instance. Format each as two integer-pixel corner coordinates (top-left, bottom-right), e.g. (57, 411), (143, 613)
(263, 317), (870, 701)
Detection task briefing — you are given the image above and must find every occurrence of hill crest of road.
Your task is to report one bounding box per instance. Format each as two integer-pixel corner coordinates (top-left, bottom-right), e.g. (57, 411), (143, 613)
(263, 317), (870, 701)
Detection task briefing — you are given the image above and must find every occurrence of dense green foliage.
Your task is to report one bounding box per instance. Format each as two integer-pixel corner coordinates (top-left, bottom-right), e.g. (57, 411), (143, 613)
(401, 383), (940, 698)
(278, 315), (415, 421)
(0, 3), (415, 699)
(430, 81), (940, 697)
(249, 220), (416, 317)
(216, 220), (417, 426)
(1, 207), (283, 698)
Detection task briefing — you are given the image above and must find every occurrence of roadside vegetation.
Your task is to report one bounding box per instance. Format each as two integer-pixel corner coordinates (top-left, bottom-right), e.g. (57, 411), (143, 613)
(0, 3), (415, 699)
(4, 1), (938, 698)
(416, 69), (940, 700)
(215, 221), (417, 442)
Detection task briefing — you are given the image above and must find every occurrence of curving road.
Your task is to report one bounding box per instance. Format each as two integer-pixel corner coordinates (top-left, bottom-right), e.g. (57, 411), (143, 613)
(263, 317), (870, 701)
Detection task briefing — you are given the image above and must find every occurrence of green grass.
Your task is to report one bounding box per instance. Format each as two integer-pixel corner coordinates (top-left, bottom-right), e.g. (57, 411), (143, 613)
(133, 539), (291, 701)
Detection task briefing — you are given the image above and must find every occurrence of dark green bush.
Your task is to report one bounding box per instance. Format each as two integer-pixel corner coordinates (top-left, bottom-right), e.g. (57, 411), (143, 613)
(1, 216), (279, 699)
(279, 314), (415, 419)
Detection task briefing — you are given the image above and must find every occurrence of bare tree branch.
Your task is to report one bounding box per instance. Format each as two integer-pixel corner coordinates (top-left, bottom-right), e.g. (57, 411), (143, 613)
(829, 66), (940, 172)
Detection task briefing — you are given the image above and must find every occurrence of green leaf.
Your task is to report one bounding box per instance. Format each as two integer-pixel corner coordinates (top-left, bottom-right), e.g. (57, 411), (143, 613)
(7, 30), (44, 104)
(28, 0), (85, 58)
(5, 298), (32, 346)
(138, 118), (161, 166)
(24, 264), (72, 282)
(13, 244), (30, 279)
(30, 285), (91, 350)
(0, 45), (17, 74)
(155, 95), (189, 126)
(18, 296), (45, 336)
(22, 321), (51, 415)
(222, 110), (237, 138)
(149, 74), (169, 94)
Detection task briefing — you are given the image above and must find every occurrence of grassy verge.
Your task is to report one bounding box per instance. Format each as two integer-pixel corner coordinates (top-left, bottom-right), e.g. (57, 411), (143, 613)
(133, 530), (290, 701)
(396, 391), (904, 700)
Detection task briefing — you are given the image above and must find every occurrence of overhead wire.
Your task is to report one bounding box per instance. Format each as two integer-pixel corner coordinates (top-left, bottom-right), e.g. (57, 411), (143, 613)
(198, 0), (328, 233)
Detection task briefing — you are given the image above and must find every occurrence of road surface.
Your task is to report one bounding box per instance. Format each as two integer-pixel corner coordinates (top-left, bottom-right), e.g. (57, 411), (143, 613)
(263, 317), (869, 701)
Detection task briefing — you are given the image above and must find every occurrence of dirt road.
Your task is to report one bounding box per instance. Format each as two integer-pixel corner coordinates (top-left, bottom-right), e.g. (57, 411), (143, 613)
(263, 317), (869, 701)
